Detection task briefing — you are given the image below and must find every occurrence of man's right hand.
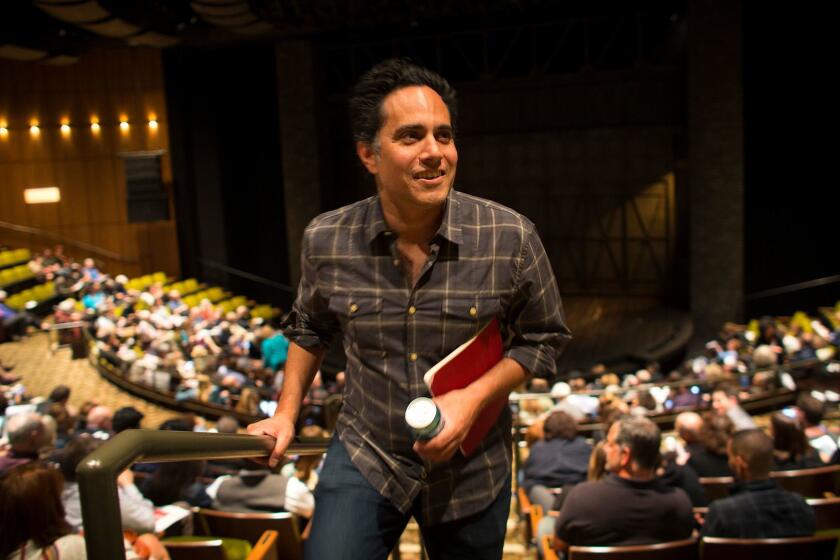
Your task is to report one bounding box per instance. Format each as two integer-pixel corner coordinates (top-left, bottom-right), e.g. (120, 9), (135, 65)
(246, 414), (296, 468)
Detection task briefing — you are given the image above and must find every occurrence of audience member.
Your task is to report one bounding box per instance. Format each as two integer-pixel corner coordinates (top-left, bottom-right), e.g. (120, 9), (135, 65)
(797, 393), (839, 463)
(553, 416), (693, 552)
(688, 413), (735, 477)
(0, 412), (49, 475)
(711, 385), (756, 431)
(702, 429), (815, 537)
(523, 411), (591, 511)
(81, 405), (113, 439)
(770, 410), (823, 470)
(113, 406), (145, 434)
(674, 411), (703, 460)
(57, 435), (155, 533)
(0, 462), (169, 560)
(206, 464), (314, 518)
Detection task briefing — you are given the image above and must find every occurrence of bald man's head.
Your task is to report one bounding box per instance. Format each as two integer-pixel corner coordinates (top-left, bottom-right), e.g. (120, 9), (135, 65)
(675, 411), (703, 444)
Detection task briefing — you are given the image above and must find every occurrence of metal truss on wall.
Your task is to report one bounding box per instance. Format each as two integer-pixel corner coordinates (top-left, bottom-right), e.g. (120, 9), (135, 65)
(318, 8), (684, 94)
(545, 174), (675, 297)
(316, 8), (685, 300)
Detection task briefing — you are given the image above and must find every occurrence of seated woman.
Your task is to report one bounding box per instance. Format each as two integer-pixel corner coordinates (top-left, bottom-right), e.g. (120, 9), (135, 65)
(57, 435), (155, 534)
(771, 410), (824, 470)
(688, 413), (734, 477)
(522, 411), (592, 511)
(0, 462), (168, 560)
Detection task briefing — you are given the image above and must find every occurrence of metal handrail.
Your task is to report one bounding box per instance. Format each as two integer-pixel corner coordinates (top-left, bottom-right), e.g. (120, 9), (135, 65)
(77, 429), (330, 560)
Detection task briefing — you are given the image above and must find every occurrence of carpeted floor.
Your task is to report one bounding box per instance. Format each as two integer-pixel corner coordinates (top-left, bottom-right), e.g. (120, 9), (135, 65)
(1, 332), (535, 559)
(0, 332), (174, 427)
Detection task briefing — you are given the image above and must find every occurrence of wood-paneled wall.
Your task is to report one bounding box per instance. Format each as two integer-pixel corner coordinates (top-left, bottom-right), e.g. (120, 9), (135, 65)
(0, 47), (179, 279)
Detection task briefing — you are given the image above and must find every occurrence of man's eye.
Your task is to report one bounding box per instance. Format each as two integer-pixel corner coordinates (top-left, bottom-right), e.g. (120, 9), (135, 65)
(436, 131), (453, 143)
(400, 133), (420, 144)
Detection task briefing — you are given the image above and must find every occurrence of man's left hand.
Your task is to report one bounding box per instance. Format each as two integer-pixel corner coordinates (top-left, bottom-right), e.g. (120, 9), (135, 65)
(413, 388), (480, 462)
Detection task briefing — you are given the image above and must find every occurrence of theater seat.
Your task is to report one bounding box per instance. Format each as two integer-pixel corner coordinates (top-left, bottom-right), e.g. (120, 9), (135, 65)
(770, 464), (840, 498)
(699, 476), (734, 501)
(810, 497), (840, 531)
(567, 538), (699, 559)
(542, 535), (561, 560)
(194, 508), (301, 560)
(701, 534), (839, 560)
(165, 530), (278, 560)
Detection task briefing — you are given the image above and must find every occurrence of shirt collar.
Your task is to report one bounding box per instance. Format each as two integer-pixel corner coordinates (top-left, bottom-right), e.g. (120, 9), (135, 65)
(365, 189), (464, 246)
(731, 478), (778, 494)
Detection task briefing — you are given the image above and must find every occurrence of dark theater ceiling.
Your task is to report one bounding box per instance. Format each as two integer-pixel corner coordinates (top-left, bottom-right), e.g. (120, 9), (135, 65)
(0, 0), (683, 64)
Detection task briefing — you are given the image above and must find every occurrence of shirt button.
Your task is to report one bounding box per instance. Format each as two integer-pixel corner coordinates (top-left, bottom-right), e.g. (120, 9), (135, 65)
(469, 306), (478, 317)
(409, 352), (418, 362)
(420, 470), (427, 480)
(393, 258), (400, 267)
(349, 303), (359, 313)
(408, 306), (416, 315)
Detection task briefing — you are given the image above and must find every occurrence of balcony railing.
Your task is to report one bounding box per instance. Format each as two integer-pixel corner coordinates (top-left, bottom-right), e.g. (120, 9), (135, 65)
(77, 429), (330, 560)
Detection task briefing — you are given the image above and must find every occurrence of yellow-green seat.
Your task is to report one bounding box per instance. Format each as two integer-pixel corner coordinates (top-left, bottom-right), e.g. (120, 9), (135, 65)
(164, 535), (252, 560)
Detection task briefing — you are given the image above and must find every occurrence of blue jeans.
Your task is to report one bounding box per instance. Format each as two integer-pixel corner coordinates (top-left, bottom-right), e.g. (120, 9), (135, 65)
(304, 436), (511, 560)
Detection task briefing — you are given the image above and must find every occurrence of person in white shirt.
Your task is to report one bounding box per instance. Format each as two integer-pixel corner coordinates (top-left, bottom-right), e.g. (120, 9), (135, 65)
(205, 467), (315, 518)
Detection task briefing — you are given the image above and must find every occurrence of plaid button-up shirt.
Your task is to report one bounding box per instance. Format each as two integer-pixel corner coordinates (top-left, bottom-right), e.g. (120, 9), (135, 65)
(701, 479), (816, 538)
(283, 189), (571, 524)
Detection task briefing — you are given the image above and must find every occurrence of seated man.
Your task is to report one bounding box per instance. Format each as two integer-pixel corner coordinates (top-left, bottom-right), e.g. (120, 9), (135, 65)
(701, 428), (815, 538)
(711, 384), (756, 431)
(0, 412), (49, 475)
(523, 411), (591, 511)
(205, 465), (314, 519)
(554, 415), (693, 553)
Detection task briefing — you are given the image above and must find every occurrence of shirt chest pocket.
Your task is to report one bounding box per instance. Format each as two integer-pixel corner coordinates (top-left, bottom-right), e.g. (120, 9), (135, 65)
(439, 295), (503, 356)
(328, 295), (384, 355)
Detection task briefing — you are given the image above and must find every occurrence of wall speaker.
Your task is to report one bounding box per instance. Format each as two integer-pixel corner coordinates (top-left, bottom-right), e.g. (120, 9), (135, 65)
(121, 151), (170, 223)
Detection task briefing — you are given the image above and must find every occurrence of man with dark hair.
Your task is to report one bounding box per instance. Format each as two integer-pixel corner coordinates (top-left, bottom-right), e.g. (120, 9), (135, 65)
(522, 411), (591, 510)
(553, 416), (693, 552)
(248, 58), (570, 559)
(711, 384), (756, 431)
(112, 406), (144, 434)
(702, 428), (815, 538)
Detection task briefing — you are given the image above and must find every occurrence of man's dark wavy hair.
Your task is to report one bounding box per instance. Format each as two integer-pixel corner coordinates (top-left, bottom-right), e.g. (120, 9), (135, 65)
(348, 58), (458, 146)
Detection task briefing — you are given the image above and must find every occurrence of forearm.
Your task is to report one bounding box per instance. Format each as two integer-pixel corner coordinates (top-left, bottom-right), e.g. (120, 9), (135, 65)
(464, 357), (528, 416)
(274, 342), (325, 421)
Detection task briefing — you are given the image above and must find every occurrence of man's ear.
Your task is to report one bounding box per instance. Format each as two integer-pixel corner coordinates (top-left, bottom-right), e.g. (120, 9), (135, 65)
(732, 454), (748, 477)
(356, 141), (379, 175)
(621, 447), (633, 470)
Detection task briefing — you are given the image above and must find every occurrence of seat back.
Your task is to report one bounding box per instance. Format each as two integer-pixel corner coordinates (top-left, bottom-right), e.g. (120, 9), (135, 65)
(247, 530), (279, 560)
(567, 538), (699, 560)
(529, 503), (544, 541)
(195, 508), (302, 560)
(701, 534), (839, 560)
(542, 534), (560, 560)
(809, 497), (840, 531)
(771, 465), (840, 498)
(699, 476), (734, 501)
(164, 538), (228, 560)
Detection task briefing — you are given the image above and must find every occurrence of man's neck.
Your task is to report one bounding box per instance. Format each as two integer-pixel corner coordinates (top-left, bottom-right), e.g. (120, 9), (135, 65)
(616, 467), (656, 482)
(379, 195), (445, 244)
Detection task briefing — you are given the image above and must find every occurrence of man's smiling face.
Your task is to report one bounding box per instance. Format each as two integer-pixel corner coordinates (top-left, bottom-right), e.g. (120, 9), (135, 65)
(358, 85), (458, 212)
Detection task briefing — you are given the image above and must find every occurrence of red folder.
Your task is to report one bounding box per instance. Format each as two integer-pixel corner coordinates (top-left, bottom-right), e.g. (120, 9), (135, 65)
(423, 317), (505, 456)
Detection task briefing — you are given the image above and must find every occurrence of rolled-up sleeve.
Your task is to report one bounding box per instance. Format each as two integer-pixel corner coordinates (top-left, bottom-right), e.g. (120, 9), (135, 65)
(504, 224), (571, 379)
(281, 222), (339, 349)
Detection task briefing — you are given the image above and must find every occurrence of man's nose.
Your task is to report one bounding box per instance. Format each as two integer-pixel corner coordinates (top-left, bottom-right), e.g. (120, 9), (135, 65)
(419, 134), (443, 161)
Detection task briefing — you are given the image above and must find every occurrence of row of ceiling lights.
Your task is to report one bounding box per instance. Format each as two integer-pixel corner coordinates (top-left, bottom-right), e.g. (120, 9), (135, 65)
(0, 115), (160, 137)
